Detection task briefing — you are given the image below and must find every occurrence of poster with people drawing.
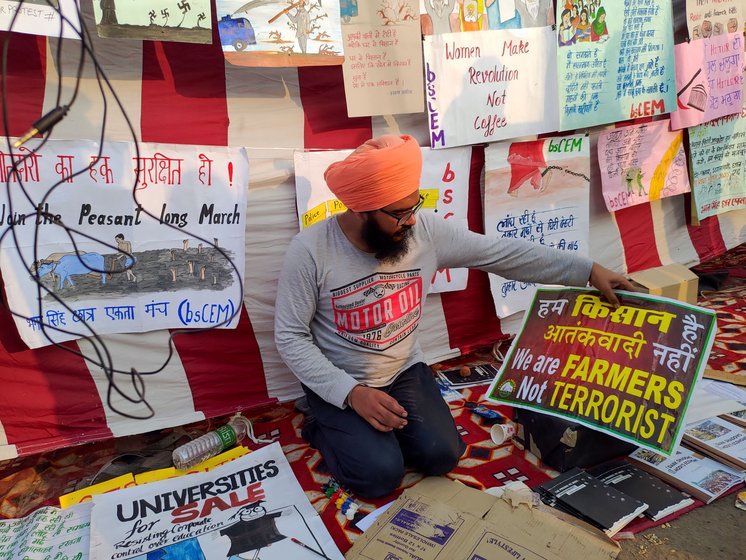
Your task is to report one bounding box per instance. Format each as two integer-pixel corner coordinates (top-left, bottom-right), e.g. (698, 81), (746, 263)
(215, 0), (344, 66)
(293, 146), (471, 293)
(88, 442), (344, 560)
(484, 134), (590, 317)
(556, 0), (676, 130)
(0, 139), (248, 348)
(419, 0), (554, 35)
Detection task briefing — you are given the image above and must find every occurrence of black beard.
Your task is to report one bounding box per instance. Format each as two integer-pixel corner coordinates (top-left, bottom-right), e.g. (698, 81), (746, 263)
(362, 215), (413, 264)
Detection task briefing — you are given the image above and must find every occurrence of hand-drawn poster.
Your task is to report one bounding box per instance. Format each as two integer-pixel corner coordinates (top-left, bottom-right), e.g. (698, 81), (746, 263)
(420, 0), (553, 34)
(0, 503), (91, 560)
(484, 134), (590, 317)
(486, 288), (717, 455)
(215, 0), (343, 67)
(671, 33), (744, 130)
(597, 120), (691, 213)
(341, 1), (424, 117)
(688, 108), (746, 220)
(293, 146), (471, 293)
(0, 0), (81, 39)
(92, 0), (212, 43)
(557, 0), (676, 130)
(0, 139), (248, 348)
(423, 26), (559, 149)
(88, 442), (343, 560)
(686, 0), (743, 40)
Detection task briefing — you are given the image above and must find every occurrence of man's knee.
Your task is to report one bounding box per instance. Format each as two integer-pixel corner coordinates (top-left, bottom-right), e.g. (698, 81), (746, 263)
(416, 434), (464, 476)
(346, 448), (405, 499)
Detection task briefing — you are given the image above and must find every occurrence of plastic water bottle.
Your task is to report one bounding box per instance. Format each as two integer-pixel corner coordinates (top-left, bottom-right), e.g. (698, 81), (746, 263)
(172, 415), (252, 470)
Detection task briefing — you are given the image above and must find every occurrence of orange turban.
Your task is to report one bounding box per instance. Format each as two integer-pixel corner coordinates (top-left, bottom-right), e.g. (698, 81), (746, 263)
(324, 135), (422, 212)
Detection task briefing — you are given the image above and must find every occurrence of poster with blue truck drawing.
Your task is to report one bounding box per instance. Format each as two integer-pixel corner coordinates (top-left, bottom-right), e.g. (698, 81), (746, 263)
(216, 0), (344, 66)
(0, 138), (248, 349)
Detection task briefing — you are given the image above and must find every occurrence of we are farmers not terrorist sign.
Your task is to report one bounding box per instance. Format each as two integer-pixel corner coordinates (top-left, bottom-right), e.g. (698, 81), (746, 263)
(487, 288), (717, 455)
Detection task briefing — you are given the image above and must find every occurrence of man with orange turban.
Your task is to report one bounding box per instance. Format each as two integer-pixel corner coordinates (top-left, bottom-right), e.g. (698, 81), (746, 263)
(275, 135), (633, 498)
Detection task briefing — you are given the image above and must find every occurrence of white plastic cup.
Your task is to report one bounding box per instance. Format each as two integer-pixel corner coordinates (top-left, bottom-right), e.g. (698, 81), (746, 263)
(490, 422), (516, 446)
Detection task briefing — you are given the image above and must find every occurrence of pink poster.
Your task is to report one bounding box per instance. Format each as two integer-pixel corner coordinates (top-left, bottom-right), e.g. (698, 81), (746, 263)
(670, 33), (744, 130)
(598, 120), (691, 213)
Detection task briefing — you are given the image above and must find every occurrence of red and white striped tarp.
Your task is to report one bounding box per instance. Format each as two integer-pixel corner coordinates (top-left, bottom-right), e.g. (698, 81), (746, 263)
(0, 11), (743, 460)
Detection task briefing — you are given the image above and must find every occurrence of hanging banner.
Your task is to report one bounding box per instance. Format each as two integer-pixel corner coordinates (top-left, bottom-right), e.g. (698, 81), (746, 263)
(484, 134), (590, 317)
(88, 442), (343, 560)
(486, 288), (717, 455)
(92, 0), (213, 43)
(341, 0), (424, 117)
(688, 107), (746, 220)
(423, 26), (559, 149)
(686, 0), (743, 40)
(0, 139), (248, 349)
(670, 33), (744, 130)
(556, 0), (676, 130)
(293, 146), (471, 293)
(215, 0), (344, 67)
(0, 0), (81, 39)
(597, 120), (691, 213)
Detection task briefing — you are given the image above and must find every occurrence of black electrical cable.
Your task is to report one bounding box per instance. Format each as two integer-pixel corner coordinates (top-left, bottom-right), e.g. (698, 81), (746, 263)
(1, 1), (246, 420)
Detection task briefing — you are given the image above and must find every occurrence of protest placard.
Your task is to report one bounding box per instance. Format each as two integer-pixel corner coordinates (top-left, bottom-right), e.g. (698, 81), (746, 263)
(686, 0), (744, 40)
(486, 288), (717, 455)
(597, 120), (691, 212)
(484, 134), (590, 316)
(89, 442), (343, 560)
(0, 139), (248, 348)
(423, 27), (559, 149)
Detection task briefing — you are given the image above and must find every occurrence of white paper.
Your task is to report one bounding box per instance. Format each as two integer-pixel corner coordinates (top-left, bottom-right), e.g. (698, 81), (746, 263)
(0, 0), (81, 39)
(0, 139), (248, 348)
(89, 442), (343, 560)
(0, 503), (91, 560)
(498, 0), (516, 23)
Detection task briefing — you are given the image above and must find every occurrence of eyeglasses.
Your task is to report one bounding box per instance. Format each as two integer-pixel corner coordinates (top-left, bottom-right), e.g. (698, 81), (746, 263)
(378, 195), (425, 226)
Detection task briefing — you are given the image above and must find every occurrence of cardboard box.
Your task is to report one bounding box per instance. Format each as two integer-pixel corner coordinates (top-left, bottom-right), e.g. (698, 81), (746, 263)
(628, 263), (698, 305)
(346, 477), (619, 560)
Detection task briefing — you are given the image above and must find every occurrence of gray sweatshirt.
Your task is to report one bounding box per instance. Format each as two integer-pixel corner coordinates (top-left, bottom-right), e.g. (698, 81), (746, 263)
(274, 213), (592, 408)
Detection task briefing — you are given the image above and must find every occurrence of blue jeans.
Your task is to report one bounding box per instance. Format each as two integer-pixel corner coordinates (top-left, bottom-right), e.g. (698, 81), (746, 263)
(302, 362), (465, 498)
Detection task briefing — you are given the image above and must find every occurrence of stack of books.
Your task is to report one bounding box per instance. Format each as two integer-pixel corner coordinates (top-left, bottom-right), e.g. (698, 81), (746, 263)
(537, 467), (649, 536)
(628, 446), (744, 504)
(588, 462), (694, 521)
(683, 417), (746, 471)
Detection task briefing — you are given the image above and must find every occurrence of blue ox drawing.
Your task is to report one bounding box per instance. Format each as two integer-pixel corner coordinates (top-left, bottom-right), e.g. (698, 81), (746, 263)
(35, 253), (107, 289)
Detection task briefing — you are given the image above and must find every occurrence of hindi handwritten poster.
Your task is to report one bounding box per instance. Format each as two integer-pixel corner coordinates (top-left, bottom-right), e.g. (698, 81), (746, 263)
(293, 146), (471, 293)
(686, 0), (743, 40)
(0, 139), (248, 349)
(484, 134), (590, 317)
(88, 442), (343, 560)
(597, 120), (691, 213)
(688, 108), (746, 220)
(420, 0), (554, 34)
(0, 0), (80, 39)
(670, 33), (744, 130)
(557, 0), (676, 130)
(92, 0), (213, 43)
(215, 0), (344, 67)
(486, 288), (717, 455)
(423, 26), (559, 149)
(0, 504), (91, 560)
(341, 0), (424, 117)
